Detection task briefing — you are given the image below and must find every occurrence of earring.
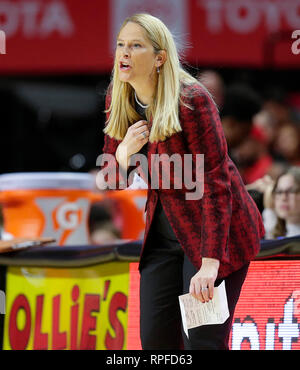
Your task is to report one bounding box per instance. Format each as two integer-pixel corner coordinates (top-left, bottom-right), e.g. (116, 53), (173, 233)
(157, 66), (160, 74)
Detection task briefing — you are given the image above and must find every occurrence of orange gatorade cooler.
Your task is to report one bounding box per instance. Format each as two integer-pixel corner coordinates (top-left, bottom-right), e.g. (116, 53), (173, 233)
(0, 172), (102, 245)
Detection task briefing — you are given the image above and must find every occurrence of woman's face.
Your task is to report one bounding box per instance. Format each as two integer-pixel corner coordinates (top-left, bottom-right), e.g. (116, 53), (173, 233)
(274, 174), (300, 223)
(274, 124), (300, 160)
(116, 22), (158, 86)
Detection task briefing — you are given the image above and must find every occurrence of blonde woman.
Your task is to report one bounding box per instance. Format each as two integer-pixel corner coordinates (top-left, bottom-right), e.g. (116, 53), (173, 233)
(99, 14), (265, 350)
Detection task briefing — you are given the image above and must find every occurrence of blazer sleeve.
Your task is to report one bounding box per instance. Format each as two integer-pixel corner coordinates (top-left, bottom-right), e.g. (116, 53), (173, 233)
(181, 85), (232, 263)
(97, 92), (137, 190)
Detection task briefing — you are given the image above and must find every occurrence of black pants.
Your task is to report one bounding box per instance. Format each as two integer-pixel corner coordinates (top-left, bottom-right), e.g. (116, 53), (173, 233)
(139, 222), (249, 350)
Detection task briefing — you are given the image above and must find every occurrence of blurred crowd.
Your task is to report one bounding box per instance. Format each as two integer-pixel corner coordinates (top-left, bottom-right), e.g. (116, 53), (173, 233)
(199, 70), (300, 183)
(199, 70), (300, 240)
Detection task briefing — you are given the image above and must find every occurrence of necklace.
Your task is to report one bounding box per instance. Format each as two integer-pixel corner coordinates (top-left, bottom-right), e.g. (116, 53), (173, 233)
(134, 91), (149, 109)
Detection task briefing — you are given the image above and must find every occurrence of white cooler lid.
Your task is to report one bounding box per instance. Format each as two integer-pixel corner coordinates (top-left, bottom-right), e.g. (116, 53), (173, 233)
(0, 172), (95, 191)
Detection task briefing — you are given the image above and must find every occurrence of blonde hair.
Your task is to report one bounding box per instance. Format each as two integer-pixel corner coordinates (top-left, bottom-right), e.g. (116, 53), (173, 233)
(104, 13), (206, 143)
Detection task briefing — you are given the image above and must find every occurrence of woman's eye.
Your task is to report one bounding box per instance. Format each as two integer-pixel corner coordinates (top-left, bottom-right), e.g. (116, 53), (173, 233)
(116, 42), (141, 48)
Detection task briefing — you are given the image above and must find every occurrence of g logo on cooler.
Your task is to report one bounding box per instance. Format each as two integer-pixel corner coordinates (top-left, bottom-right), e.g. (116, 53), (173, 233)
(56, 202), (80, 230)
(35, 197), (90, 245)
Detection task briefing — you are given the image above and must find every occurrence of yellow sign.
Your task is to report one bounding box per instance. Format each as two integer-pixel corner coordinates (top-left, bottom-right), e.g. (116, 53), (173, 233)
(3, 262), (130, 350)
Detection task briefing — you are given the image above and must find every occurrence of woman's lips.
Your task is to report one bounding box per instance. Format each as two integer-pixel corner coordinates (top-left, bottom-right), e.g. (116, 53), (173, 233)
(120, 62), (131, 71)
(279, 204), (289, 211)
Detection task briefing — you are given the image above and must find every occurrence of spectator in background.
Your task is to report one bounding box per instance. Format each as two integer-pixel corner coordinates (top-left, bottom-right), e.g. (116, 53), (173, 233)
(247, 167), (300, 239)
(197, 70), (224, 109)
(253, 110), (278, 152)
(219, 84), (270, 184)
(232, 125), (274, 184)
(246, 174), (274, 215)
(254, 86), (300, 166)
(252, 109), (289, 180)
(220, 84), (262, 151)
(263, 86), (298, 127)
(89, 202), (121, 244)
(272, 122), (300, 166)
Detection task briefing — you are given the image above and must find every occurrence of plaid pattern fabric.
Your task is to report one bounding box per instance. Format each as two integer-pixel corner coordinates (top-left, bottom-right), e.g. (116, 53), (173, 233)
(101, 84), (265, 278)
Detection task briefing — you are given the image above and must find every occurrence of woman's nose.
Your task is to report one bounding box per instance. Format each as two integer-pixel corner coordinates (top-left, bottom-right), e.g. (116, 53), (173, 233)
(123, 46), (130, 58)
(281, 193), (289, 201)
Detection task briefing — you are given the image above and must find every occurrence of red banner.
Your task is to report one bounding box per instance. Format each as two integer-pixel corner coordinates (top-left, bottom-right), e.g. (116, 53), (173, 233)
(188, 0), (300, 68)
(0, 0), (299, 73)
(0, 0), (112, 73)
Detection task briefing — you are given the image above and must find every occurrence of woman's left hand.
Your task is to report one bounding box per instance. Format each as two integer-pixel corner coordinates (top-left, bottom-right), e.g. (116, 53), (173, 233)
(189, 257), (220, 303)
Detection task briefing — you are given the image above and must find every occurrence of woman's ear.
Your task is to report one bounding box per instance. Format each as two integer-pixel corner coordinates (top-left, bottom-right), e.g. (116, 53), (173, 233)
(156, 50), (167, 67)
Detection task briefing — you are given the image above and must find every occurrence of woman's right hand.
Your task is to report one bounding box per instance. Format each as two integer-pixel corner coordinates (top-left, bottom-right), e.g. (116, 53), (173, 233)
(246, 174), (275, 209)
(120, 120), (150, 157)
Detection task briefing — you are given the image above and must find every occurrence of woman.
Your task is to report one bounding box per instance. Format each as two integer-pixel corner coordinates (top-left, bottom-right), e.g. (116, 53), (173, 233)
(272, 123), (300, 166)
(257, 167), (300, 239)
(98, 14), (265, 350)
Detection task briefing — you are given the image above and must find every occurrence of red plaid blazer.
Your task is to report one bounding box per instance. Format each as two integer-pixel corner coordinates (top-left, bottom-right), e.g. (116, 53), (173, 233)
(100, 83), (265, 279)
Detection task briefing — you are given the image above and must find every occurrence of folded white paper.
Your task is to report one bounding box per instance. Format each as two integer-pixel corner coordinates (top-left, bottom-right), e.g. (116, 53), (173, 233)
(178, 281), (229, 338)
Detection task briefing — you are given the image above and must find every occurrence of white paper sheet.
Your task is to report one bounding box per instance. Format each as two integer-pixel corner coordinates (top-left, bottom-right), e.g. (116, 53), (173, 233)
(178, 281), (229, 338)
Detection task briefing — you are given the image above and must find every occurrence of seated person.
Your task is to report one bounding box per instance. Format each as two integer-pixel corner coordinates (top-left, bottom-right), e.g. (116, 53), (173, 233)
(246, 167), (300, 239)
(89, 203), (121, 244)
